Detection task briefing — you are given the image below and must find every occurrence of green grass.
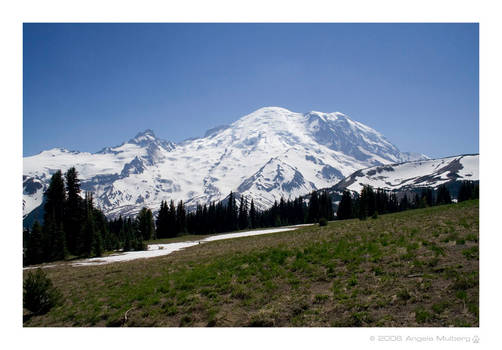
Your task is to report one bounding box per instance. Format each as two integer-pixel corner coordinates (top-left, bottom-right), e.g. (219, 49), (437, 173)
(23, 200), (479, 327)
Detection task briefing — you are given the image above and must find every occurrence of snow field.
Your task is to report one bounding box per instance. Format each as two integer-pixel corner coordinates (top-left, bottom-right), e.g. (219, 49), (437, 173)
(70, 225), (309, 267)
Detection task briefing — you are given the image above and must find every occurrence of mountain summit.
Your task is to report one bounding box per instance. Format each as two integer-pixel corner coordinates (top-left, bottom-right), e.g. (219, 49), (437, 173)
(23, 107), (428, 219)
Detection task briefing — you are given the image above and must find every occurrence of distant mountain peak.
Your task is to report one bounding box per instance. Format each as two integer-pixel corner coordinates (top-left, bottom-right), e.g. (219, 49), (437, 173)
(24, 106), (431, 220)
(254, 106), (293, 114)
(130, 129), (156, 144)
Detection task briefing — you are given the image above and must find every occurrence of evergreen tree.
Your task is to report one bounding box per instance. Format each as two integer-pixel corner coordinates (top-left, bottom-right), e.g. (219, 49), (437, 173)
(156, 201), (169, 238)
(336, 190), (353, 220)
(176, 200), (186, 234)
(25, 221), (44, 266)
(436, 184), (452, 205)
(279, 197), (287, 225)
(458, 181), (478, 202)
(421, 188), (434, 207)
(249, 199), (257, 229)
(296, 197), (307, 224)
(413, 193), (422, 209)
(226, 192), (238, 231)
(388, 193), (399, 213)
(80, 192), (99, 257)
(375, 188), (389, 214)
(307, 191), (320, 223)
(42, 171), (67, 260)
(270, 200), (281, 226)
(215, 201), (225, 232)
(92, 208), (108, 256)
(399, 194), (410, 211)
(64, 167), (83, 255)
(208, 202), (217, 233)
(201, 204), (209, 234)
(358, 185), (375, 219)
(52, 223), (68, 261)
(238, 195), (249, 230)
(41, 219), (55, 261)
(43, 170), (66, 228)
(23, 268), (62, 315)
(137, 207), (155, 241)
(92, 227), (103, 257)
(130, 215), (145, 251)
(328, 194), (334, 220)
(167, 200), (177, 237)
(122, 219), (132, 252)
(322, 191), (334, 220)
(23, 227), (30, 264)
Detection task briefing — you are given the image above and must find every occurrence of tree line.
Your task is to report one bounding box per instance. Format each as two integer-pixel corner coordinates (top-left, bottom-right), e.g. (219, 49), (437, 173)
(23, 168), (152, 266)
(336, 181), (479, 220)
(23, 168), (335, 266)
(23, 165), (479, 266)
(156, 190), (334, 237)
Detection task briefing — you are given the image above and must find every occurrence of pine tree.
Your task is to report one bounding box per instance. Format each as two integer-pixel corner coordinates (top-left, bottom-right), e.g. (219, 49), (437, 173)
(388, 193), (399, 213)
(25, 221), (44, 265)
(458, 181), (477, 202)
(375, 188), (389, 214)
(399, 194), (410, 211)
(436, 184), (452, 205)
(167, 200), (177, 237)
(238, 195), (249, 230)
(327, 193), (334, 220)
(279, 197), (288, 225)
(226, 192), (238, 231)
(249, 199), (257, 229)
(80, 192), (98, 257)
(358, 185), (375, 219)
(137, 207), (155, 241)
(307, 191), (320, 223)
(336, 190), (353, 220)
(52, 223), (68, 261)
(213, 201), (222, 232)
(202, 204), (209, 234)
(156, 201), (169, 238)
(41, 218), (55, 261)
(176, 200), (186, 234)
(421, 188), (434, 207)
(64, 167), (83, 255)
(92, 208), (107, 256)
(42, 171), (67, 261)
(208, 201), (217, 233)
(122, 220), (132, 252)
(44, 171), (66, 228)
(23, 227), (30, 265)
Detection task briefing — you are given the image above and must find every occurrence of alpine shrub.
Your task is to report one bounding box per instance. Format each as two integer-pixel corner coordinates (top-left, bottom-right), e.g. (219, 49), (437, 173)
(319, 217), (328, 226)
(23, 268), (62, 315)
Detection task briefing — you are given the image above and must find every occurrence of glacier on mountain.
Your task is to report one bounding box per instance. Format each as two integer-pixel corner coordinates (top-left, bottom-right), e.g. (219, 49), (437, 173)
(23, 107), (429, 219)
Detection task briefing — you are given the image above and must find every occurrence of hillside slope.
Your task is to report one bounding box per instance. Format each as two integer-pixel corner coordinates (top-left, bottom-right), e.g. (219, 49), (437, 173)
(24, 200), (479, 327)
(333, 154), (479, 194)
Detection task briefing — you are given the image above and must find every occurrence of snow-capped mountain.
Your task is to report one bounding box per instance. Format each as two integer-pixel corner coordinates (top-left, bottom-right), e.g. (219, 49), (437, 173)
(23, 107), (428, 219)
(332, 154), (479, 194)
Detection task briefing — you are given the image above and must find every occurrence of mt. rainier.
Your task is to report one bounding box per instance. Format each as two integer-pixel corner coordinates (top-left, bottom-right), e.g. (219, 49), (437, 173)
(23, 107), (428, 219)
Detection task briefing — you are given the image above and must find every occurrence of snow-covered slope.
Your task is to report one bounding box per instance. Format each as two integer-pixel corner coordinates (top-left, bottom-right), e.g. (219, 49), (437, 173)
(23, 107), (428, 218)
(333, 154), (479, 194)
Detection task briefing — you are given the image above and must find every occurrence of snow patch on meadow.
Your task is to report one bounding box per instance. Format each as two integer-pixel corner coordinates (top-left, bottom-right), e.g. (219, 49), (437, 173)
(69, 225), (307, 267)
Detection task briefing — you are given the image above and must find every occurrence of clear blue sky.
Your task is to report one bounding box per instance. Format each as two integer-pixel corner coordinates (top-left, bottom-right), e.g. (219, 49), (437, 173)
(23, 23), (478, 158)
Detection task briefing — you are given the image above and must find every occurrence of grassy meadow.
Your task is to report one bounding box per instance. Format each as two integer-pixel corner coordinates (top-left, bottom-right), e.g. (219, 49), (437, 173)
(23, 200), (479, 327)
